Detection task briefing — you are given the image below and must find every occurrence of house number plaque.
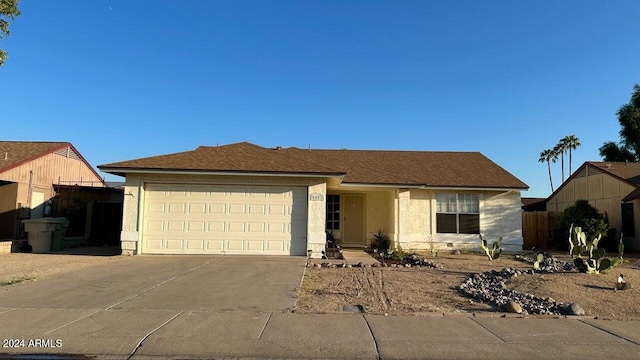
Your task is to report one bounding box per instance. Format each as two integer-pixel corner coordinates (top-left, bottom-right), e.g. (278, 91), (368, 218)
(309, 193), (325, 201)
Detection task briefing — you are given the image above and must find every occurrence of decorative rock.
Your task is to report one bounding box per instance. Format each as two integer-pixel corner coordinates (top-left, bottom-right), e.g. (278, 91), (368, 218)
(405, 263), (412, 268)
(563, 303), (585, 316)
(314, 263), (322, 268)
(371, 263), (379, 268)
(505, 300), (522, 314)
(357, 262), (364, 267)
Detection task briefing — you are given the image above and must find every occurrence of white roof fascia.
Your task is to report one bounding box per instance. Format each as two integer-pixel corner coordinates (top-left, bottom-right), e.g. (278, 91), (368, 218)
(100, 168), (344, 179)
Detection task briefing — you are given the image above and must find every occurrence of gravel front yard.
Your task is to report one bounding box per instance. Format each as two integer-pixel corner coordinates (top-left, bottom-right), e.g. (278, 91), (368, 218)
(294, 253), (640, 318)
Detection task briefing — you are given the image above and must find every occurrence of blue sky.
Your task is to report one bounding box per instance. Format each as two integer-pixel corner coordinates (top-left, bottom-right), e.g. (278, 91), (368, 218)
(2, 1), (639, 197)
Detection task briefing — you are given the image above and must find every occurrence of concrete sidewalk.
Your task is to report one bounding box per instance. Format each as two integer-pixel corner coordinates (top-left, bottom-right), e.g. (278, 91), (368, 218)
(1, 309), (639, 359)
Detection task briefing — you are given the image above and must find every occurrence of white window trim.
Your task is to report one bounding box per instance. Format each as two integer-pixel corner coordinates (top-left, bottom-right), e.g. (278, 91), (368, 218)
(436, 193), (479, 234)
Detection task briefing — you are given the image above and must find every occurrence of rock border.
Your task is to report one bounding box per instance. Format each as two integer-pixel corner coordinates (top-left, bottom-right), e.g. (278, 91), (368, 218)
(458, 267), (584, 316)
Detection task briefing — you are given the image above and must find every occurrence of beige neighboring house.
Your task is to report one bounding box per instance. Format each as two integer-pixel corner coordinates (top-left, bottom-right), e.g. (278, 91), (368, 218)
(547, 161), (640, 251)
(99, 142), (528, 257)
(0, 141), (107, 240)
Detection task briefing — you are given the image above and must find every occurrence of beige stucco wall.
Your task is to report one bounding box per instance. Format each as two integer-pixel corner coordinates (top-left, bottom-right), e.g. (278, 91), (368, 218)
(120, 173), (326, 256)
(397, 189), (522, 252)
(364, 191), (393, 245)
(479, 190), (522, 252)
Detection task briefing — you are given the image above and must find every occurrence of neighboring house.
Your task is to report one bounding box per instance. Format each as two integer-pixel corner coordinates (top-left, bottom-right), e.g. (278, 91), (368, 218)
(0, 141), (107, 240)
(98, 142), (528, 257)
(522, 197), (547, 211)
(546, 161), (640, 251)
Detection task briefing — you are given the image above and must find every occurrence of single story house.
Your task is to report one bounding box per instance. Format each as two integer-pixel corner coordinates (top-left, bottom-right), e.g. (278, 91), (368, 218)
(98, 142), (528, 257)
(547, 161), (640, 251)
(0, 141), (107, 240)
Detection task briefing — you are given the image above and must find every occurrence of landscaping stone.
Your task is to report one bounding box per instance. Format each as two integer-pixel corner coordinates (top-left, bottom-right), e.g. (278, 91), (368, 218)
(458, 267), (568, 315)
(515, 254), (576, 273)
(505, 300), (522, 314)
(563, 303), (585, 316)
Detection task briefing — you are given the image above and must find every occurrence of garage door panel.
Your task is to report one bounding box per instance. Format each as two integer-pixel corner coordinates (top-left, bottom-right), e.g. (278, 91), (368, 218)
(228, 204), (246, 214)
(249, 204), (266, 214)
(186, 240), (205, 250)
(267, 241), (285, 251)
(166, 239), (184, 250)
(145, 239), (163, 250)
(147, 221), (165, 231)
(227, 240), (245, 251)
(147, 202), (165, 213)
(206, 240), (224, 251)
(167, 221), (184, 231)
(208, 221), (225, 232)
(228, 222), (245, 232)
(187, 221), (205, 232)
(143, 184), (307, 255)
(247, 240), (264, 251)
(209, 203), (226, 214)
(248, 222), (265, 232)
(268, 223), (285, 233)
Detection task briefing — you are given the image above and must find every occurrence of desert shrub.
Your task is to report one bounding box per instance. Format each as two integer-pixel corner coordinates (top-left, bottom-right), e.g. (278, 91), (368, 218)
(371, 229), (390, 252)
(550, 200), (611, 250)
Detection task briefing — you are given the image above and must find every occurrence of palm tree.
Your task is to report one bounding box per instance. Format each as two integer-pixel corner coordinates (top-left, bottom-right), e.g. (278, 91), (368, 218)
(539, 149), (556, 192)
(554, 138), (567, 183)
(562, 135), (581, 175)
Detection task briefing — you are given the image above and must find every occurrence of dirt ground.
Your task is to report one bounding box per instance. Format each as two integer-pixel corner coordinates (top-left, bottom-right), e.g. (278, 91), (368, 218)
(0, 247), (123, 286)
(294, 253), (640, 319)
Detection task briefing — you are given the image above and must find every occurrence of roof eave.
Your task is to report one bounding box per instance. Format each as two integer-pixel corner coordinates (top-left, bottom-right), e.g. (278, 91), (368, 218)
(338, 182), (528, 191)
(97, 167), (346, 179)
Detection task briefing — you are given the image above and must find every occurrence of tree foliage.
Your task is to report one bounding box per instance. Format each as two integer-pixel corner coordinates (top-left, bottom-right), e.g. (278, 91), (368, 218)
(0, 0), (20, 66)
(539, 135), (580, 193)
(562, 135), (581, 175)
(538, 149), (556, 192)
(599, 84), (640, 162)
(551, 200), (612, 251)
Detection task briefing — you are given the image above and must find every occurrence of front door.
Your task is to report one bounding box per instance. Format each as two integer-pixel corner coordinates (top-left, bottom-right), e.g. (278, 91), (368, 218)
(343, 195), (365, 246)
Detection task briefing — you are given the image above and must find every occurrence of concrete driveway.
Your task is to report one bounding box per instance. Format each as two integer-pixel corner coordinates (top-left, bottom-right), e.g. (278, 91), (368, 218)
(0, 255), (312, 358)
(0, 255), (306, 311)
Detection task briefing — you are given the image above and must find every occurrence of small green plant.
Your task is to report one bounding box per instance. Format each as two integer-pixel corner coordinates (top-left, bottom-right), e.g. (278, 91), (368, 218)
(480, 235), (503, 261)
(569, 224), (624, 274)
(371, 229), (390, 252)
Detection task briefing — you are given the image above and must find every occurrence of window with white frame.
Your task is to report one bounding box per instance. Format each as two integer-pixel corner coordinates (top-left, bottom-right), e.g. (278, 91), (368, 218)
(436, 193), (479, 234)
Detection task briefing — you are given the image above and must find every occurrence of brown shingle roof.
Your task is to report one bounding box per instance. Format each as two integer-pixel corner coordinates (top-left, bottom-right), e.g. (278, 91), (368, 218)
(0, 141), (70, 173)
(99, 142), (342, 176)
(0, 141), (107, 187)
(587, 161), (640, 185)
(99, 142), (528, 189)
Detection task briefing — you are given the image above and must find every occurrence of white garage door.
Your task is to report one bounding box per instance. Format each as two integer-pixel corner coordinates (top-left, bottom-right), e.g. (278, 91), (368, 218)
(142, 184), (308, 255)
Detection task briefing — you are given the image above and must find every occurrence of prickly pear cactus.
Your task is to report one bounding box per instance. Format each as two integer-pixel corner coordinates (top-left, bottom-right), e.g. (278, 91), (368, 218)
(569, 224), (624, 274)
(479, 235), (503, 261)
(533, 253), (544, 270)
